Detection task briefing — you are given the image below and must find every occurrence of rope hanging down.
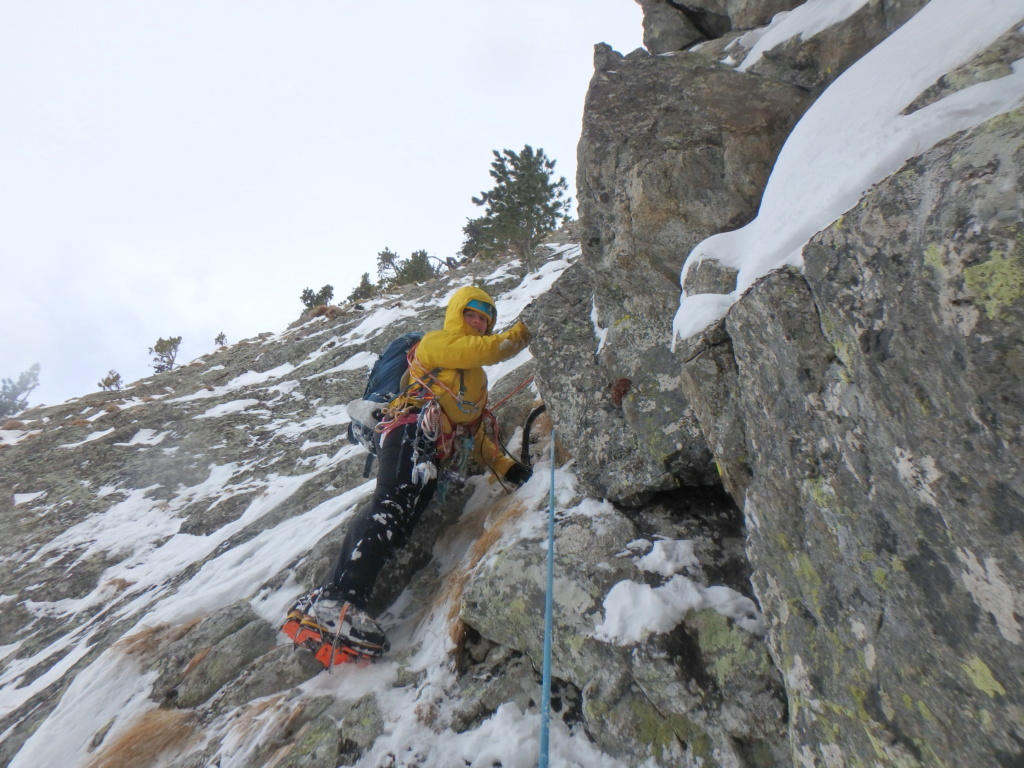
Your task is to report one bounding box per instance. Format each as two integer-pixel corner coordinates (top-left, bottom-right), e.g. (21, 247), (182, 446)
(539, 430), (556, 768)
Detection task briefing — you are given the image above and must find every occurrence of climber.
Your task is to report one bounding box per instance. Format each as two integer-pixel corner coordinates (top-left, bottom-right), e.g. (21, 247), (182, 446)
(288, 285), (534, 658)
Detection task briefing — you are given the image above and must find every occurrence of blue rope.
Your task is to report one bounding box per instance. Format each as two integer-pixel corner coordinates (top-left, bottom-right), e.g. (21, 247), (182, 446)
(539, 431), (556, 768)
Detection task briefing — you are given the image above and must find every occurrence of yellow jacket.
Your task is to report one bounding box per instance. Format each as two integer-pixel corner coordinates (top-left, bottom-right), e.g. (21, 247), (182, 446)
(396, 285), (530, 478)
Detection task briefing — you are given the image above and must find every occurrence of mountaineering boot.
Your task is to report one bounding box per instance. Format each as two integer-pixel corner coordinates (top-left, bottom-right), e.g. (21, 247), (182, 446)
(300, 595), (390, 657)
(282, 592), (328, 650)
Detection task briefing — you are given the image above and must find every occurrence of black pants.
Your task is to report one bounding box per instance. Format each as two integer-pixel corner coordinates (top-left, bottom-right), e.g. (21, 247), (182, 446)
(321, 422), (437, 608)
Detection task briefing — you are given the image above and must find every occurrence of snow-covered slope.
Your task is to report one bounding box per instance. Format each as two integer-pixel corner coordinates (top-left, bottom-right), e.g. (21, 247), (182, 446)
(0, 251), (555, 761)
(0, 244), (767, 767)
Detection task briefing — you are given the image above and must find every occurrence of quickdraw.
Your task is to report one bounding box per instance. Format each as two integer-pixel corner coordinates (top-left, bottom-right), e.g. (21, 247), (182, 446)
(437, 434), (474, 503)
(410, 402), (440, 485)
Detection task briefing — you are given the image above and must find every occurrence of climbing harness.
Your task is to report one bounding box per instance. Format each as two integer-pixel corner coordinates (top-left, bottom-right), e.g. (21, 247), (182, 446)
(372, 344), (539, 492)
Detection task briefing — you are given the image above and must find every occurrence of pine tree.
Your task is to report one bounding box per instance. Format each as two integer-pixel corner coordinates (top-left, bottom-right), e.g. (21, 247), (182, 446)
(347, 272), (376, 303)
(97, 370), (122, 391)
(149, 337), (182, 374)
(472, 145), (569, 270)
(395, 250), (442, 285)
(459, 216), (501, 261)
(300, 285), (334, 309)
(0, 363), (40, 417)
(377, 249), (441, 289)
(376, 248), (401, 287)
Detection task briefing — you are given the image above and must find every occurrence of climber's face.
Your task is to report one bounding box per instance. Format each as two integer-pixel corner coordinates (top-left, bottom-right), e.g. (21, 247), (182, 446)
(463, 308), (489, 335)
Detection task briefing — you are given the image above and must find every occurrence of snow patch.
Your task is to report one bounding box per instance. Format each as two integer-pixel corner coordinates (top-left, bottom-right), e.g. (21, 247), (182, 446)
(57, 428), (116, 448)
(12, 491), (46, 507)
(635, 539), (699, 577)
(676, 0), (1024, 343)
(486, 347), (533, 386)
(195, 399), (262, 419)
(7, 650), (156, 767)
(591, 296), (609, 354)
(309, 350), (378, 378)
(0, 428), (41, 446)
(595, 538), (764, 643)
(494, 253), (576, 331)
(113, 429), (168, 447)
(223, 363), (296, 389)
(736, 0), (871, 72)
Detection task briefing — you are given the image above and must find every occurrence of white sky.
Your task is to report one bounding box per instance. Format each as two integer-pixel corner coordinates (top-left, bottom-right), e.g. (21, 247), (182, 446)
(0, 1), (642, 408)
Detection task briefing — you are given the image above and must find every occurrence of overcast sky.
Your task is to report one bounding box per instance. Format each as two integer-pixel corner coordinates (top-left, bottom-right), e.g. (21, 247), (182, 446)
(1, 1), (642, 409)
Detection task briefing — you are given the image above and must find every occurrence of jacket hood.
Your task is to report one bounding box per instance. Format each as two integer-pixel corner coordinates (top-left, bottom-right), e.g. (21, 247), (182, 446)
(443, 285), (497, 336)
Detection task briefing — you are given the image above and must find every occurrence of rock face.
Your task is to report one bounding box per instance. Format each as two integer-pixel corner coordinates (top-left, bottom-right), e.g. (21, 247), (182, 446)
(578, 44), (809, 292)
(688, 0), (804, 31)
(733, 111), (1023, 766)
(530, 261), (718, 503)
(462, 485), (786, 766)
(741, 0), (928, 94)
(635, 0), (705, 54)
(534, 3), (1024, 766)
(639, 0), (806, 39)
(532, 43), (810, 504)
(665, 107), (1024, 766)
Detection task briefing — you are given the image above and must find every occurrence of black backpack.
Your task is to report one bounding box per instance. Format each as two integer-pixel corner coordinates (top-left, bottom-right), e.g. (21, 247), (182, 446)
(346, 332), (424, 468)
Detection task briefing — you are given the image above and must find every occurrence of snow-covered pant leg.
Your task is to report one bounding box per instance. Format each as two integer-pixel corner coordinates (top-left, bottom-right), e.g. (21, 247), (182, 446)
(322, 422), (437, 608)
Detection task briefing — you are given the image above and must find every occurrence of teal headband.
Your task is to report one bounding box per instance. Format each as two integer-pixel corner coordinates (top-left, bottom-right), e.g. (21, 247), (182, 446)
(466, 299), (495, 320)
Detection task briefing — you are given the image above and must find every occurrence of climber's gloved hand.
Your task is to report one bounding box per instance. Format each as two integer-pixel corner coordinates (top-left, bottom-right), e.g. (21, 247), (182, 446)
(499, 322), (532, 357)
(503, 462), (532, 487)
(512, 321), (532, 346)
